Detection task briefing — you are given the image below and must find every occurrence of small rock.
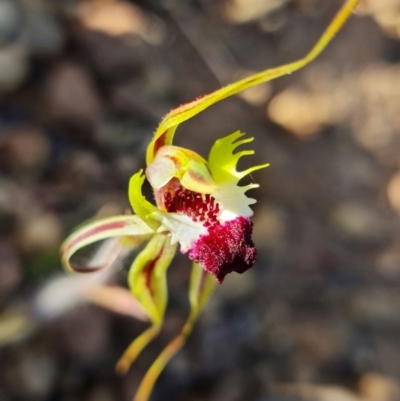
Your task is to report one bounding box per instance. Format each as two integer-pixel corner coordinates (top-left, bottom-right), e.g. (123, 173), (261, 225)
(0, 209), (17, 237)
(77, 0), (151, 38)
(3, 349), (56, 399)
(358, 373), (400, 401)
(223, 0), (290, 24)
(57, 306), (111, 363)
(20, 11), (65, 56)
(209, 370), (244, 401)
(85, 386), (115, 401)
(270, 384), (364, 401)
(97, 118), (147, 152)
(351, 288), (400, 329)
(268, 87), (332, 138)
(76, 29), (145, 82)
(387, 171), (400, 216)
(376, 246), (400, 279)
(64, 151), (104, 187)
(330, 202), (393, 247)
(252, 205), (286, 254)
(0, 246), (22, 294)
(0, 45), (29, 93)
(290, 321), (350, 381)
(0, 0), (21, 45)
(17, 213), (62, 254)
(4, 127), (49, 176)
(0, 307), (36, 346)
(45, 63), (102, 123)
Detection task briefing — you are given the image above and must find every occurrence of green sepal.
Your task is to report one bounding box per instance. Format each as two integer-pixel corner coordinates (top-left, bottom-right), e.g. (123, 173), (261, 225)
(128, 234), (177, 325)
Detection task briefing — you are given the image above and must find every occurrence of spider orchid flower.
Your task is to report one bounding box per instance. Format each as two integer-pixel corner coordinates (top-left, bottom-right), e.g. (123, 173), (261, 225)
(61, 1), (359, 400)
(61, 130), (268, 397)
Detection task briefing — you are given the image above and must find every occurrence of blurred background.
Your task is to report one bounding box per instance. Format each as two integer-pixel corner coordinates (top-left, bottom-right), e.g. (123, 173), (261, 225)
(1, 0), (400, 400)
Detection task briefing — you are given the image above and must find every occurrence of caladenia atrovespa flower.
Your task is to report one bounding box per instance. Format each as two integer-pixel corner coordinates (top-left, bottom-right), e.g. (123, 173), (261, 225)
(62, 132), (268, 399)
(145, 133), (267, 282)
(60, 1), (360, 400)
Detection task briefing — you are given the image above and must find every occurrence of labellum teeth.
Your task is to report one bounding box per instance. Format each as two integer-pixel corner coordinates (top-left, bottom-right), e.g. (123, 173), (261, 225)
(163, 184), (220, 228)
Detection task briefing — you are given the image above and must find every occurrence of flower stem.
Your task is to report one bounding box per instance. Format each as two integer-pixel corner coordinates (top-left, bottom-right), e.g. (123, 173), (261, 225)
(116, 324), (161, 375)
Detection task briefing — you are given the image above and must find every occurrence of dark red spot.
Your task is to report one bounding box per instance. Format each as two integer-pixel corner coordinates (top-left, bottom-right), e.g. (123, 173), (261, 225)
(164, 187), (220, 228)
(188, 217), (256, 283)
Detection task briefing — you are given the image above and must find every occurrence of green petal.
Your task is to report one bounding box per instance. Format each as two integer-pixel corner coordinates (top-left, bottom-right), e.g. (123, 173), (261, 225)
(115, 325), (160, 375)
(188, 262), (216, 311)
(128, 234), (177, 324)
(208, 131), (269, 185)
(116, 234), (177, 374)
(128, 170), (161, 230)
(133, 263), (216, 401)
(61, 215), (154, 273)
(146, 0), (360, 165)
